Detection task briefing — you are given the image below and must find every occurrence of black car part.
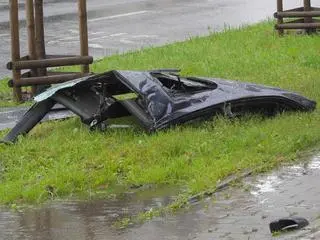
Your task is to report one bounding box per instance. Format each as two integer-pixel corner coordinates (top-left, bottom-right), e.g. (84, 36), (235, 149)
(1, 70), (316, 143)
(269, 217), (309, 233)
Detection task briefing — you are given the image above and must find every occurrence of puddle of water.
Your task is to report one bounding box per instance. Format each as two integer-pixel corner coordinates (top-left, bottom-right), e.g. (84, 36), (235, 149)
(0, 152), (319, 240)
(0, 186), (178, 240)
(251, 152), (320, 197)
(308, 153), (320, 170)
(250, 175), (281, 196)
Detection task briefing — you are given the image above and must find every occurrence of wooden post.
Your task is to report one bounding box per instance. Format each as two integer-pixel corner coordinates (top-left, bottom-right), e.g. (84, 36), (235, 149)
(7, 0), (92, 97)
(276, 22), (320, 29)
(277, 0), (284, 35)
(304, 0), (312, 16)
(34, 0), (47, 77)
(304, 0), (314, 33)
(9, 0), (22, 102)
(26, 0), (37, 94)
(8, 56), (93, 70)
(78, 0), (90, 74)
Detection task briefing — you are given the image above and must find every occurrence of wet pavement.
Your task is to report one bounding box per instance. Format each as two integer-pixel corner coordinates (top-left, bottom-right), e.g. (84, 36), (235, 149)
(0, 150), (319, 240)
(1, 0), (320, 78)
(0, 105), (73, 131)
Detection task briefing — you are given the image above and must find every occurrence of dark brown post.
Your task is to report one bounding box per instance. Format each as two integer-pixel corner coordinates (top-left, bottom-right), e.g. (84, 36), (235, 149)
(277, 0), (284, 35)
(78, 0), (90, 74)
(26, 0), (37, 94)
(304, 0), (314, 33)
(304, 0), (312, 16)
(9, 0), (22, 102)
(34, 0), (47, 77)
(8, 56), (93, 70)
(7, 0), (92, 98)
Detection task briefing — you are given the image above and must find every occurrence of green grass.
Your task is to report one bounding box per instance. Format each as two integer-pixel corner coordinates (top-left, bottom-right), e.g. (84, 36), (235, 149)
(0, 78), (33, 108)
(0, 78), (16, 107)
(0, 21), (319, 205)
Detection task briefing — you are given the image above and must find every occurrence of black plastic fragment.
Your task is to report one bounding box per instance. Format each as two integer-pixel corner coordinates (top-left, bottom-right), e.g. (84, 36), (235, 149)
(2, 99), (55, 143)
(269, 217), (309, 233)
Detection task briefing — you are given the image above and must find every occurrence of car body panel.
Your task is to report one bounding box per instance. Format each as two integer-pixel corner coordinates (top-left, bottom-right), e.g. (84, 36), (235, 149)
(2, 70), (316, 143)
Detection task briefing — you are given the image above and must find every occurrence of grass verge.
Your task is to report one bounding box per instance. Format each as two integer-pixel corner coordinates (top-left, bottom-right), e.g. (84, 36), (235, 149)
(0, 78), (33, 108)
(0, 78), (16, 108)
(0, 21), (319, 205)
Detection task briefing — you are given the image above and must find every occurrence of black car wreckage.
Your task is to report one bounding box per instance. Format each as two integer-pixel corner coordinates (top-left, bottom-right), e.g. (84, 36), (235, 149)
(1, 70), (316, 143)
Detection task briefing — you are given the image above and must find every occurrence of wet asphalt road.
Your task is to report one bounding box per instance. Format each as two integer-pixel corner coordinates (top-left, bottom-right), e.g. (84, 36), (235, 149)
(0, 105), (73, 130)
(2, 0), (319, 79)
(0, 150), (319, 240)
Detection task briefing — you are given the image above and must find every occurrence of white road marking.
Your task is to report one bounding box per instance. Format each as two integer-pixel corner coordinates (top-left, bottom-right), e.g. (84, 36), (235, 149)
(109, 33), (127, 37)
(88, 43), (104, 49)
(89, 35), (111, 41)
(88, 11), (149, 23)
(119, 38), (135, 44)
(131, 34), (158, 39)
(89, 31), (105, 36)
(47, 36), (78, 45)
(89, 33), (127, 42)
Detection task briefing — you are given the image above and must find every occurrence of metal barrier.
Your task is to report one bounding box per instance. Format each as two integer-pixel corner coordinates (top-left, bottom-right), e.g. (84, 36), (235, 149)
(275, 0), (320, 34)
(8, 0), (93, 102)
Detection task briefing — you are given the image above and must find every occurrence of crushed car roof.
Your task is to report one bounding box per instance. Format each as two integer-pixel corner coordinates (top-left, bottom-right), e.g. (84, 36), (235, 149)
(1, 70), (316, 143)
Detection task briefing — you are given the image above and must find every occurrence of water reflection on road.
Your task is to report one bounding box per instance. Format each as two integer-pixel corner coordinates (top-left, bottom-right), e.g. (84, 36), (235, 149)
(1, 151), (320, 240)
(0, 187), (177, 240)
